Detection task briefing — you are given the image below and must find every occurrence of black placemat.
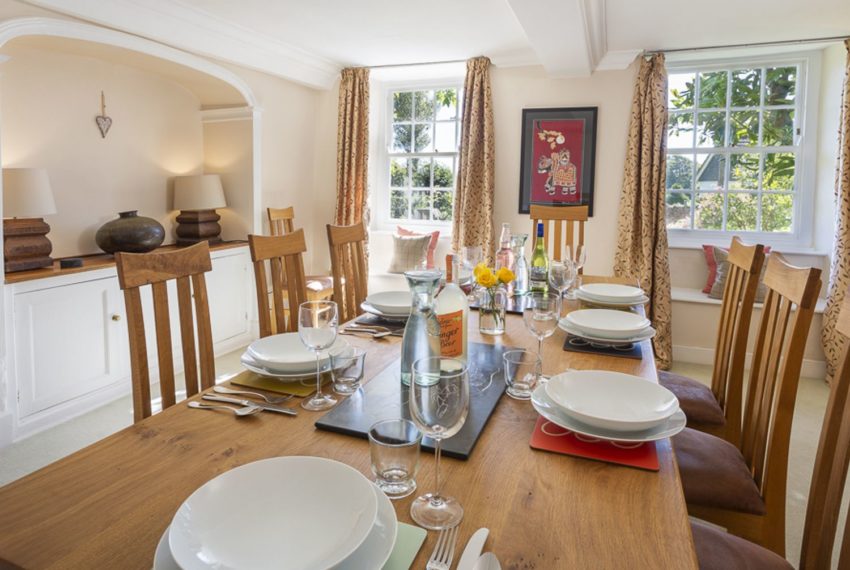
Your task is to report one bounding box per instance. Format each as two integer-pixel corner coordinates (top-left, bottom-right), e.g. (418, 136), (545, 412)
(354, 313), (406, 333)
(562, 334), (643, 360)
(469, 294), (529, 315)
(315, 342), (509, 460)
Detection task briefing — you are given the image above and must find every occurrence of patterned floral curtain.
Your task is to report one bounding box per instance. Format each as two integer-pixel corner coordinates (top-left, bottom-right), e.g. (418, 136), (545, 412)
(822, 40), (850, 381)
(452, 57), (495, 262)
(335, 67), (370, 227)
(613, 54), (673, 370)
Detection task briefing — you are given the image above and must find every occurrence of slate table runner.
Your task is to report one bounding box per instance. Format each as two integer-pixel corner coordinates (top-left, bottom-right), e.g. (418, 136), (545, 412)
(315, 342), (509, 460)
(469, 294), (529, 315)
(354, 313), (407, 333)
(562, 334), (643, 360)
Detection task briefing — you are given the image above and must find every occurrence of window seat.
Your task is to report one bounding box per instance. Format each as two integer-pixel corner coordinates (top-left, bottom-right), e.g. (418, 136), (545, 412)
(671, 286), (827, 314)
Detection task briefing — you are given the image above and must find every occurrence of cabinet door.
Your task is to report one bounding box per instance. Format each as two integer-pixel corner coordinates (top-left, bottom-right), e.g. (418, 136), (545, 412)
(13, 277), (126, 418)
(206, 251), (250, 344)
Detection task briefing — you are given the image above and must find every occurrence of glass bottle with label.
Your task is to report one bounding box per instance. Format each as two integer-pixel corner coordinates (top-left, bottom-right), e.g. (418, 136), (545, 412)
(529, 223), (549, 293)
(494, 223), (515, 297)
(435, 254), (468, 363)
(511, 233), (530, 296)
(400, 270), (442, 386)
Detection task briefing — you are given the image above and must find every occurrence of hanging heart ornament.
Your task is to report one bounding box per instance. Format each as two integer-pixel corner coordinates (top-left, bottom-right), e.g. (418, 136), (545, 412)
(95, 115), (112, 138)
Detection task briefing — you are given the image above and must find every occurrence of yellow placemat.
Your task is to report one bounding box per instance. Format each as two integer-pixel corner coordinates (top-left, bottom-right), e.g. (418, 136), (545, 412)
(226, 369), (331, 398)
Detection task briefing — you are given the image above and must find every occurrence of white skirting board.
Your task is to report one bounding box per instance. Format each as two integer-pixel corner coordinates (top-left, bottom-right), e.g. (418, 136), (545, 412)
(672, 345), (827, 380)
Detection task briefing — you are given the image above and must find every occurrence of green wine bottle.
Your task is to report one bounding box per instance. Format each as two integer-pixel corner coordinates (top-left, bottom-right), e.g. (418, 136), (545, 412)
(529, 222), (549, 293)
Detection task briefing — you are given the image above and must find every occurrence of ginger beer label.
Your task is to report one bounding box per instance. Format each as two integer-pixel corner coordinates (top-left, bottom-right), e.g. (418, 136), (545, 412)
(436, 309), (463, 357)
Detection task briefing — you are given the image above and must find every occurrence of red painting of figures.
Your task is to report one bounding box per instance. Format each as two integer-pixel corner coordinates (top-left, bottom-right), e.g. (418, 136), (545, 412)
(530, 119), (585, 204)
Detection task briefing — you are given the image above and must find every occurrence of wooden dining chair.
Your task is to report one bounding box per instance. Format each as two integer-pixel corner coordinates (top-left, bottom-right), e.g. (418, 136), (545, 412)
(674, 253), (821, 557)
(530, 204), (588, 265)
(267, 206), (333, 302)
(690, 288), (850, 569)
(327, 222), (368, 323)
(660, 237), (765, 445)
(249, 230), (309, 337)
(115, 242), (215, 423)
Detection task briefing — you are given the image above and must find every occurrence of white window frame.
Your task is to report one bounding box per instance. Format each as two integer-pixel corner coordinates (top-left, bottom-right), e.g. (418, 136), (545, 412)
(372, 78), (463, 233)
(665, 51), (821, 251)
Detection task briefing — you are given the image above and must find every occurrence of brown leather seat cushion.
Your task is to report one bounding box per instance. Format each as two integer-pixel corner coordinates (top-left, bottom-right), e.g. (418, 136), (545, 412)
(691, 520), (792, 569)
(674, 428), (765, 515)
(658, 370), (725, 427)
(305, 275), (333, 293)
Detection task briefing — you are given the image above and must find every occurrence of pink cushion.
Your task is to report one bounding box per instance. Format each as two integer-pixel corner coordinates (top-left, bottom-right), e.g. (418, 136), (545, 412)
(702, 244), (770, 294)
(397, 226), (439, 269)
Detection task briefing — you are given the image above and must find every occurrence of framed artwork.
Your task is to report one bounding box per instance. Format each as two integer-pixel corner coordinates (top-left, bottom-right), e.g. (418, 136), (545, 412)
(518, 107), (598, 215)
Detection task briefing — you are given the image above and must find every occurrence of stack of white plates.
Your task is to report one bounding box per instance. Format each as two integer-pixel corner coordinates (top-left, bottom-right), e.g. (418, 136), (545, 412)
(154, 456), (397, 570)
(559, 308), (656, 344)
(531, 370), (685, 442)
(242, 333), (349, 381)
(576, 283), (649, 307)
(361, 291), (411, 321)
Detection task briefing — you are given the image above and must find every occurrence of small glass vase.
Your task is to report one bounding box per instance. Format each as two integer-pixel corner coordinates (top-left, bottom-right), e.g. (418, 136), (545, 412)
(478, 287), (507, 335)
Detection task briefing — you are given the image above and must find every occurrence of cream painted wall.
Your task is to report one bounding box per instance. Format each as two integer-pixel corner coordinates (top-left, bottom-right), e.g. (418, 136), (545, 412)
(1, 45), (204, 256)
(202, 118), (253, 242)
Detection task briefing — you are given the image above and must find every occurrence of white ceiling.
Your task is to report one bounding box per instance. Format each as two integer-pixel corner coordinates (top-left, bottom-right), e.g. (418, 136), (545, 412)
(20, 0), (850, 89)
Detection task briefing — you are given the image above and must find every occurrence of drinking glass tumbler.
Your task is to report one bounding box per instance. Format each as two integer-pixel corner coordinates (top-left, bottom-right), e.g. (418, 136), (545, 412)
(330, 347), (366, 395)
(368, 419), (422, 499)
(503, 349), (543, 400)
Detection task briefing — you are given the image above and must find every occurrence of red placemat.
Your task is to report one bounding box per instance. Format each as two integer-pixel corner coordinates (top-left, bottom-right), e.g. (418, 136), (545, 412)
(529, 416), (659, 471)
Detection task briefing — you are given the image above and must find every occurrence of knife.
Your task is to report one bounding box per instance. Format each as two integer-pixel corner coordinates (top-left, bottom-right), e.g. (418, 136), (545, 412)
(202, 394), (297, 416)
(457, 528), (489, 570)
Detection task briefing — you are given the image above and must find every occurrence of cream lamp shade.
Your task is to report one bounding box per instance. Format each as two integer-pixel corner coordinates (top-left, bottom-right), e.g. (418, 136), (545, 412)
(173, 174), (227, 211)
(3, 168), (57, 218)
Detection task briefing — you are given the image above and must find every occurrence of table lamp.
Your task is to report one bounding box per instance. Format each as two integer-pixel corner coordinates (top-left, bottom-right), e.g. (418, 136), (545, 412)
(173, 174), (227, 246)
(3, 168), (57, 272)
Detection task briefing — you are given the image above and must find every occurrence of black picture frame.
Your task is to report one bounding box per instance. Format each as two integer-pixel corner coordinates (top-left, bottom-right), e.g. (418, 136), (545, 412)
(518, 107), (598, 215)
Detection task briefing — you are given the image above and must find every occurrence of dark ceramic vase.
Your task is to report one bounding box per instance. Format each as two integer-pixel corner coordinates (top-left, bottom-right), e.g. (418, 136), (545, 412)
(95, 210), (165, 254)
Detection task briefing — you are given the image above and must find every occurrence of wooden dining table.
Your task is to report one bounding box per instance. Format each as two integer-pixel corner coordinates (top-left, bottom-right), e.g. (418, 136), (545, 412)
(0, 300), (697, 569)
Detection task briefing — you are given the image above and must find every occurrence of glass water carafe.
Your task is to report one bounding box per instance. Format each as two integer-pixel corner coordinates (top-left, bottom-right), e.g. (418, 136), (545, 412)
(400, 270), (443, 386)
(510, 233), (530, 296)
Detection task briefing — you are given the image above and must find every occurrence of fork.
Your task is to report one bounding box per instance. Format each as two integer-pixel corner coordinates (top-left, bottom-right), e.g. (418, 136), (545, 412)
(213, 385), (292, 404)
(187, 401), (261, 417)
(426, 526), (460, 570)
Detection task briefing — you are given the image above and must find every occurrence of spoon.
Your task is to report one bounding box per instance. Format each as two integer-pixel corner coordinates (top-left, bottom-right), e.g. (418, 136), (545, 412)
(213, 385), (292, 404)
(188, 401), (261, 417)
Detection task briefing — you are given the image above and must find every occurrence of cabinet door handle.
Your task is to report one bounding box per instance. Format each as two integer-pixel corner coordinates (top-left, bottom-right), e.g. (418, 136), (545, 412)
(111, 314), (121, 322)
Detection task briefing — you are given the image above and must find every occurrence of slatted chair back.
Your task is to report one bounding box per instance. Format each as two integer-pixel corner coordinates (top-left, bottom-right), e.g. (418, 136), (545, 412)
(115, 242), (214, 423)
(249, 230), (309, 337)
(738, 253), (821, 554)
(530, 204), (588, 266)
(799, 290), (850, 569)
(267, 206), (295, 236)
(327, 222), (368, 323)
(708, 237), (765, 446)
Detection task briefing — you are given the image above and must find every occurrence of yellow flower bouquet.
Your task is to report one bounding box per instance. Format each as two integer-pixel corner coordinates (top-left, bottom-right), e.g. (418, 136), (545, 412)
(474, 263), (515, 335)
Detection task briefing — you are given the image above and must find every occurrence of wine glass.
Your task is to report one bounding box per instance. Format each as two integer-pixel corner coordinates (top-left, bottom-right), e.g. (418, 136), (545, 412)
(549, 259), (576, 307)
(408, 356), (470, 530)
(298, 300), (339, 411)
(566, 245), (587, 299)
(523, 292), (561, 374)
(461, 246), (482, 301)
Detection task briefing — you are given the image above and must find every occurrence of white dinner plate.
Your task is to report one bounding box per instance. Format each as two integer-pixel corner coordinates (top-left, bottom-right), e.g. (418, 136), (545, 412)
(240, 352), (331, 383)
(246, 333), (348, 374)
(565, 309), (651, 340)
(360, 302), (409, 323)
(576, 290), (650, 307)
(168, 457), (378, 570)
(559, 319), (656, 345)
(157, 483), (397, 570)
(545, 370), (679, 432)
(364, 291), (411, 316)
(531, 385), (686, 443)
(578, 283), (646, 302)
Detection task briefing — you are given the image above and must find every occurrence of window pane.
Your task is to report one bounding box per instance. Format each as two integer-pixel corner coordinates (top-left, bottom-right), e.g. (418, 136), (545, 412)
(696, 111), (725, 148)
(729, 111), (759, 146)
(695, 153), (726, 191)
(765, 67), (796, 105)
(698, 71), (728, 108)
(434, 190), (454, 221)
(414, 90), (434, 122)
(414, 124), (433, 152)
(761, 194), (793, 232)
(393, 92), (412, 121)
(411, 190), (432, 220)
(434, 122), (457, 152)
(728, 153), (759, 190)
(730, 69), (761, 107)
(668, 112), (694, 148)
(390, 158), (408, 187)
(392, 124), (412, 152)
(666, 192), (693, 229)
(666, 154), (694, 191)
(433, 157), (454, 188)
(391, 190), (409, 219)
(669, 72), (695, 110)
(411, 158), (431, 187)
(694, 193), (724, 230)
(763, 153), (795, 191)
(435, 89), (458, 120)
(762, 109), (794, 146)
(726, 193), (758, 231)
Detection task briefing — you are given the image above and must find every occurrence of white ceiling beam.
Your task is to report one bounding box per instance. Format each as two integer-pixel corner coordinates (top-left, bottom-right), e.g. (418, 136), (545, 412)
(20, 0), (340, 90)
